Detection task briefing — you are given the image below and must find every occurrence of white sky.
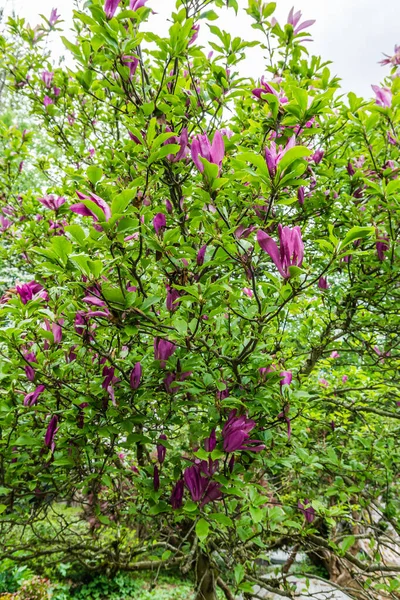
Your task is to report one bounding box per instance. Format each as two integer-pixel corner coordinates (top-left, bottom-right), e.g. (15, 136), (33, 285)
(2, 0), (399, 97)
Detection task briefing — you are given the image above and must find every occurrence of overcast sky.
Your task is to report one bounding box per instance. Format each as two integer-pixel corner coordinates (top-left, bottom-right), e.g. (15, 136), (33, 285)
(3, 0), (399, 97)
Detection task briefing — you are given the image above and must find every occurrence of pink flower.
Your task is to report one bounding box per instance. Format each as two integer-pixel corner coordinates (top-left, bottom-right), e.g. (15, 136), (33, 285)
(242, 287), (253, 298)
(372, 85), (392, 107)
(191, 131), (224, 175)
(330, 351), (339, 359)
(38, 195), (65, 211)
(265, 136), (296, 178)
(257, 224), (304, 278)
(287, 7), (315, 34)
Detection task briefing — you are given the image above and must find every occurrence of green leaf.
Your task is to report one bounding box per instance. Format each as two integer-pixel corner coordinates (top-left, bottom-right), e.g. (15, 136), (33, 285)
(0, 505), (7, 515)
(87, 166), (103, 185)
(341, 535), (356, 553)
(234, 564), (245, 585)
(111, 189), (136, 215)
(277, 146), (312, 173)
(340, 226), (375, 249)
(196, 518), (210, 542)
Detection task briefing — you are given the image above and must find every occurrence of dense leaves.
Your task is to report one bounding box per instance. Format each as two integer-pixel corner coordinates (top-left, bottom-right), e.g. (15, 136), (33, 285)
(0, 1), (400, 598)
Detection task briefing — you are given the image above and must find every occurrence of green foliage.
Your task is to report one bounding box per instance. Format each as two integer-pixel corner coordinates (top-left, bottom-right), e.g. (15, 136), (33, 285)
(0, 1), (399, 599)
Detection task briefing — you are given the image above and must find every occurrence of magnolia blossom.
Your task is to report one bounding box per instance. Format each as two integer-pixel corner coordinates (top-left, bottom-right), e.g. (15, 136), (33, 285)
(24, 384), (45, 407)
(171, 479), (184, 509)
(372, 85), (392, 108)
(38, 195), (65, 211)
(16, 281), (47, 304)
(222, 410), (265, 453)
(311, 149), (324, 164)
(318, 277), (329, 289)
(252, 77), (288, 103)
(204, 429), (217, 452)
(287, 7), (315, 34)
(297, 186), (305, 205)
(153, 213), (166, 234)
(376, 234), (389, 261)
(280, 371), (292, 386)
(49, 8), (61, 27)
(104, 0), (121, 18)
(257, 224), (304, 278)
(130, 0), (148, 9)
(122, 55), (139, 79)
(265, 136), (296, 178)
(41, 71), (54, 87)
(157, 434), (167, 464)
(70, 191), (111, 229)
(154, 337), (176, 367)
(298, 499), (315, 523)
(130, 362), (142, 389)
(188, 24), (199, 46)
(43, 96), (53, 108)
(44, 415), (59, 451)
(196, 245), (207, 266)
(191, 131), (224, 175)
(165, 127), (189, 163)
(242, 287), (253, 298)
(380, 45), (400, 66)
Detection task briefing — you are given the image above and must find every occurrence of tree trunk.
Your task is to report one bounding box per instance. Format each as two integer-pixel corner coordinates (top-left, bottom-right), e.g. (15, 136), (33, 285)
(195, 552), (217, 600)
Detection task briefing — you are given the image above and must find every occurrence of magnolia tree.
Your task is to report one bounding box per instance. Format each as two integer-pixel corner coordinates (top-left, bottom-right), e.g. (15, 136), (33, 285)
(0, 1), (400, 599)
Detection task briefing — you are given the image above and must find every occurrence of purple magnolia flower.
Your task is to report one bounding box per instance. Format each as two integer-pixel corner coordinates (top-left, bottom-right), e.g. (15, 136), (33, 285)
(298, 499), (315, 523)
(49, 8), (61, 27)
(165, 127), (189, 162)
(191, 131), (224, 175)
(43, 96), (53, 108)
(157, 434), (167, 464)
(70, 192), (111, 229)
(0, 216), (11, 232)
(184, 465), (208, 502)
(372, 85), (392, 108)
(130, 0), (148, 9)
(154, 338), (176, 367)
(52, 322), (63, 344)
(330, 351), (339, 359)
(153, 213), (166, 234)
(24, 384), (45, 407)
(342, 375), (348, 383)
(130, 362), (142, 389)
(297, 186), (305, 205)
(25, 365), (35, 381)
(311, 149), (324, 164)
(153, 465), (160, 491)
(104, 0), (121, 18)
(41, 71), (54, 87)
(171, 479), (184, 509)
(122, 55), (139, 79)
(280, 370), (292, 386)
(166, 285), (180, 312)
(287, 7), (315, 34)
(38, 195), (65, 210)
(16, 281), (47, 304)
(347, 161), (355, 176)
(204, 429), (217, 452)
(380, 45), (400, 66)
(196, 245), (207, 266)
(200, 481), (222, 507)
(188, 24), (200, 45)
(235, 225), (255, 239)
(265, 136), (296, 178)
(165, 198), (173, 214)
(257, 224), (304, 278)
(318, 276), (329, 290)
(252, 77), (288, 103)
(376, 235), (389, 260)
(222, 410), (265, 453)
(44, 415), (59, 450)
